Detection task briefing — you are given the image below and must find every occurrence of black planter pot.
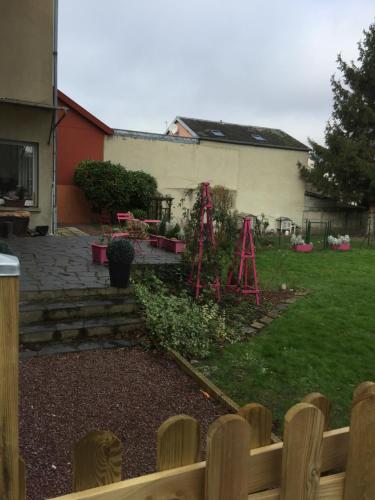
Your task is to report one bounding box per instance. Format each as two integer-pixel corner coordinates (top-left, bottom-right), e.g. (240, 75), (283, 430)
(108, 260), (132, 288)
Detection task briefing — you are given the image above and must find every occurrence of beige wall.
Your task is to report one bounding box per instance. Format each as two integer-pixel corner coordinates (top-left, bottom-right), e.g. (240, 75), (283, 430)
(0, 104), (53, 227)
(104, 134), (308, 227)
(0, 0), (54, 104)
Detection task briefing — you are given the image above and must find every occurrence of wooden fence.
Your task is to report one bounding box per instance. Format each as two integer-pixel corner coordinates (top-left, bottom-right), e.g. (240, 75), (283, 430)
(1, 268), (375, 499)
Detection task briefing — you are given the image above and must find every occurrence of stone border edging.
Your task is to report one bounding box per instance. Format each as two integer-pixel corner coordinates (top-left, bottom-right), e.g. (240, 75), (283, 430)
(167, 347), (281, 443)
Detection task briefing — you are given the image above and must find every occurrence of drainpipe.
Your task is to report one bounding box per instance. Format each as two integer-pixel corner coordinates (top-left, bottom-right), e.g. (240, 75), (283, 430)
(51, 0), (58, 234)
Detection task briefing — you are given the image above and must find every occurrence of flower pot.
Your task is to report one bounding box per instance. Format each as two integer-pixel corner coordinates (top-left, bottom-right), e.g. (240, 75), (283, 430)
(157, 235), (167, 249)
(91, 243), (108, 264)
(331, 243), (351, 251)
(149, 234), (158, 247)
(165, 238), (186, 254)
(292, 243), (313, 253)
(108, 260), (132, 288)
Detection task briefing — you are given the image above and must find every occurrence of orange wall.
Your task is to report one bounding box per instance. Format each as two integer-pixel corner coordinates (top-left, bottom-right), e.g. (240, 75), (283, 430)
(57, 102), (106, 224)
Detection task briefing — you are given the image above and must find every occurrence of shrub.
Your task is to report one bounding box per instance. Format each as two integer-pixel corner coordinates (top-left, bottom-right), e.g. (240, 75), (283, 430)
(74, 161), (157, 215)
(131, 208), (147, 220)
(135, 276), (234, 359)
(126, 170), (158, 210)
(74, 161), (129, 214)
(106, 239), (135, 264)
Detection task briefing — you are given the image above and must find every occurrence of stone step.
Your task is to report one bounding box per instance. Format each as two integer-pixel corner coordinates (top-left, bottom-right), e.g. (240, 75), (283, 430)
(20, 296), (138, 325)
(20, 285), (135, 303)
(20, 315), (145, 345)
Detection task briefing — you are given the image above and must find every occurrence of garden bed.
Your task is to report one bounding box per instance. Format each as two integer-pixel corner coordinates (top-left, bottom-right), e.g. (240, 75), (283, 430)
(20, 347), (231, 500)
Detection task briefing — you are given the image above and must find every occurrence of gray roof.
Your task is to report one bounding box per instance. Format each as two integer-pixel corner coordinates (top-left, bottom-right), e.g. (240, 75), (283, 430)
(177, 117), (309, 152)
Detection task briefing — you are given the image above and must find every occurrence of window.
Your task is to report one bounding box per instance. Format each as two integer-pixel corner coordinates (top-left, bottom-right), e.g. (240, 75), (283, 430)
(0, 140), (37, 207)
(211, 129), (225, 137)
(251, 133), (266, 141)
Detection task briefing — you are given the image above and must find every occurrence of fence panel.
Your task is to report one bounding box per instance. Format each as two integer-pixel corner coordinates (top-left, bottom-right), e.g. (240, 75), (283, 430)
(205, 414), (250, 500)
(302, 393), (331, 431)
(0, 269), (20, 500)
(73, 431), (123, 492)
(280, 403), (324, 500)
(344, 395), (375, 500)
(157, 415), (200, 471)
(238, 403), (272, 448)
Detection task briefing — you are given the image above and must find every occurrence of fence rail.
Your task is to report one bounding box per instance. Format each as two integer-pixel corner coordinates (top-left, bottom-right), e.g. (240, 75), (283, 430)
(1, 268), (375, 499)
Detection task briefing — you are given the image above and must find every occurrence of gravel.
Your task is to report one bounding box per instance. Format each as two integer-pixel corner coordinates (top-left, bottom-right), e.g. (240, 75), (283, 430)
(20, 348), (231, 499)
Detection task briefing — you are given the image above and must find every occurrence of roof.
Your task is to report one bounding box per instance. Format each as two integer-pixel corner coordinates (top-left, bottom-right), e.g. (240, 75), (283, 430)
(0, 96), (66, 112)
(113, 128), (198, 144)
(57, 90), (113, 135)
(175, 117), (309, 152)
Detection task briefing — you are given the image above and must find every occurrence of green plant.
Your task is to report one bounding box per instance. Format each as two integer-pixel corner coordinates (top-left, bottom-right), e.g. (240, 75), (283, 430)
(166, 223), (181, 239)
(157, 218), (167, 236)
(106, 239), (135, 264)
(74, 161), (158, 215)
(135, 276), (236, 359)
(131, 208), (147, 219)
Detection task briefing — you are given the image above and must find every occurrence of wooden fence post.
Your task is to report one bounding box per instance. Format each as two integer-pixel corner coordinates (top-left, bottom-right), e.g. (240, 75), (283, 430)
(344, 394), (375, 499)
(237, 403), (272, 449)
(281, 403), (324, 500)
(302, 393), (332, 431)
(73, 431), (123, 492)
(157, 415), (200, 471)
(352, 381), (375, 407)
(205, 414), (250, 500)
(0, 254), (20, 500)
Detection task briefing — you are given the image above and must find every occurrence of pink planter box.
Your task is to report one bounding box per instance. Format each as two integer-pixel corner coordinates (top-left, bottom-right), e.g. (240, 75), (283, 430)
(292, 243), (313, 253)
(331, 243), (351, 251)
(91, 243), (108, 264)
(164, 238), (186, 254)
(149, 234), (158, 247)
(156, 236), (168, 249)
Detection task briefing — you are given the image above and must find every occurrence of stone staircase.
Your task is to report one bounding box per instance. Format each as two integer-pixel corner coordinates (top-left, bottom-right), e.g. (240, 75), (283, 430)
(20, 286), (145, 346)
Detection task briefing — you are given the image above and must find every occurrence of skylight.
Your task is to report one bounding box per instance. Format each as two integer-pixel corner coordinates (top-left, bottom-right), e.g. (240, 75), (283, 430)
(211, 130), (224, 137)
(251, 133), (266, 141)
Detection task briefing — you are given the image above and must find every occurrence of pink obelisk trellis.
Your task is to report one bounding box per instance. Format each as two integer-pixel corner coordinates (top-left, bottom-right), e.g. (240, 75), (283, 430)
(226, 217), (260, 305)
(190, 182), (221, 300)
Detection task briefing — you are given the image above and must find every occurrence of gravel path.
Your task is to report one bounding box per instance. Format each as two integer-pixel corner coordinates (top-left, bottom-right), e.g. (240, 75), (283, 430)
(20, 348), (231, 499)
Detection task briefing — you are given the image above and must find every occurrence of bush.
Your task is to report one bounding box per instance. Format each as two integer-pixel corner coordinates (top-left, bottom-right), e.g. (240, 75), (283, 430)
(126, 171), (158, 210)
(74, 161), (158, 215)
(106, 239), (135, 264)
(135, 276), (234, 359)
(74, 161), (129, 214)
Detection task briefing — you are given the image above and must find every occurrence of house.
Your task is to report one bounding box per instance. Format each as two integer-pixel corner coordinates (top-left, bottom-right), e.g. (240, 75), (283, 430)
(0, 0), (59, 231)
(104, 117), (309, 226)
(57, 91), (113, 225)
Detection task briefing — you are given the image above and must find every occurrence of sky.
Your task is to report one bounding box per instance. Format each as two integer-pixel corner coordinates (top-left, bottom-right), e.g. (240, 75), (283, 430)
(58, 1), (374, 146)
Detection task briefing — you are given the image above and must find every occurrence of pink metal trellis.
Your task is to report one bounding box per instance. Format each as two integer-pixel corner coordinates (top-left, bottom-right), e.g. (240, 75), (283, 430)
(189, 182), (221, 300)
(226, 217), (260, 305)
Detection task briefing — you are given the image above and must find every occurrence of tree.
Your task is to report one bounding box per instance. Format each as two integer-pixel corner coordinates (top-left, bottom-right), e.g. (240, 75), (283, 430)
(300, 21), (375, 234)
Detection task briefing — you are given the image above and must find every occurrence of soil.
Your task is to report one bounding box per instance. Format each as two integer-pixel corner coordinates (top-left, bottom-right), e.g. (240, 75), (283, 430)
(20, 347), (231, 500)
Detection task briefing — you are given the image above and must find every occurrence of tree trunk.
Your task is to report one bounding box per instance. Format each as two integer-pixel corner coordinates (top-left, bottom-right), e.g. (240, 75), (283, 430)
(368, 204), (375, 238)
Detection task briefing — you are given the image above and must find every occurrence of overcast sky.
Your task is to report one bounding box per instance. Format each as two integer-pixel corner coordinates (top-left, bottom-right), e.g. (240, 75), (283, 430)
(58, 1), (374, 146)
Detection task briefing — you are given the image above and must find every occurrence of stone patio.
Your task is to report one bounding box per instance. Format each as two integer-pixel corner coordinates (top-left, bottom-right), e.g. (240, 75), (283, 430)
(1, 235), (180, 292)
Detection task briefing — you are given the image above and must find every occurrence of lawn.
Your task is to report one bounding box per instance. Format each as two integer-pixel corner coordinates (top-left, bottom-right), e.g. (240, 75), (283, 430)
(197, 246), (375, 431)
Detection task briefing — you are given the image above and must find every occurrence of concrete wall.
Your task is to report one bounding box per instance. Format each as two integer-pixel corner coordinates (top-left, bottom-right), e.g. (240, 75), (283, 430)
(0, 0), (54, 104)
(104, 132), (307, 226)
(0, 104), (53, 227)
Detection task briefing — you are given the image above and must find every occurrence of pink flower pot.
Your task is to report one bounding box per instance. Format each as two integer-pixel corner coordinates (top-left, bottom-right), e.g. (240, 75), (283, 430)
(292, 243), (313, 253)
(157, 236), (167, 249)
(165, 238), (186, 254)
(91, 243), (108, 264)
(331, 243), (351, 251)
(149, 234), (158, 247)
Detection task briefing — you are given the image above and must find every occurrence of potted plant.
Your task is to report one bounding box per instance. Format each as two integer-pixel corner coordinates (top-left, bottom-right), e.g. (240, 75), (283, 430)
(91, 234), (109, 264)
(291, 234), (313, 253)
(328, 234), (351, 251)
(106, 238), (135, 288)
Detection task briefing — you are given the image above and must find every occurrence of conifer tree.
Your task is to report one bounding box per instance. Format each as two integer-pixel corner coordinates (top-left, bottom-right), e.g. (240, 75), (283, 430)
(300, 21), (375, 233)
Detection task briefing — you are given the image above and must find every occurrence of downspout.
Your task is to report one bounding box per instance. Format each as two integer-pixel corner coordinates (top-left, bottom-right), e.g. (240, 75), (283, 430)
(51, 0), (58, 234)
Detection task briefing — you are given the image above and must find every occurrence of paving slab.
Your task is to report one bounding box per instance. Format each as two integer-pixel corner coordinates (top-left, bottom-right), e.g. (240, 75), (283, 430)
(1, 235), (180, 291)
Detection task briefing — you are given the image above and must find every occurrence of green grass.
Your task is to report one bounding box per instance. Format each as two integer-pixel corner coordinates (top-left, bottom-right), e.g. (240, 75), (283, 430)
(198, 247), (375, 431)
